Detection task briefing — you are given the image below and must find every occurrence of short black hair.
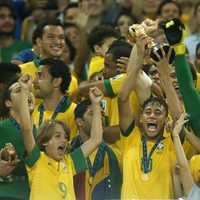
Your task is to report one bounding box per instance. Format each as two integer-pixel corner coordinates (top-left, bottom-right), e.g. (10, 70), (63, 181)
(196, 42), (200, 56)
(0, 3), (16, 20)
(1, 77), (20, 117)
(39, 58), (71, 94)
(157, 0), (182, 16)
(0, 63), (21, 84)
(88, 24), (120, 53)
(34, 18), (64, 39)
(106, 39), (132, 61)
(114, 11), (138, 27)
(63, 22), (78, 30)
(63, 2), (79, 17)
(142, 96), (168, 117)
(74, 99), (92, 119)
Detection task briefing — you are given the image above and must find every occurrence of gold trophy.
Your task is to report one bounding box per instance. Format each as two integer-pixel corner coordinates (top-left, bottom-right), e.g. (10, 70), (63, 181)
(127, 23), (175, 64)
(1, 143), (17, 162)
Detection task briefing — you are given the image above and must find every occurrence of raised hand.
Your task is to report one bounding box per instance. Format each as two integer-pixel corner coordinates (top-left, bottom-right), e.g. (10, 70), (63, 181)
(89, 87), (104, 105)
(141, 18), (159, 35)
(172, 112), (189, 137)
(75, 2), (89, 29)
(18, 74), (33, 90)
(136, 33), (153, 59)
(116, 57), (129, 73)
(151, 46), (173, 77)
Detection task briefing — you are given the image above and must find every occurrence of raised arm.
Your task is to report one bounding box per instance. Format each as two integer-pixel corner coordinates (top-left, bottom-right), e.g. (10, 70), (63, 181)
(172, 113), (194, 195)
(19, 74), (35, 155)
(81, 87), (103, 158)
(184, 128), (200, 153)
(127, 34), (152, 105)
(162, 18), (200, 138)
(151, 47), (184, 121)
(118, 34), (151, 132)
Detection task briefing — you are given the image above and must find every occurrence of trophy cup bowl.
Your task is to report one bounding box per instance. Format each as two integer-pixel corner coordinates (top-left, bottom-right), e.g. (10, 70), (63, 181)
(1, 143), (17, 162)
(128, 24), (175, 64)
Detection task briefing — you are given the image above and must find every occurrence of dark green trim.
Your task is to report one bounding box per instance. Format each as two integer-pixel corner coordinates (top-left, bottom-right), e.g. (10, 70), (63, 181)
(104, 79), (115, 97)
(70, 147), (88, 174)
(33, 57), (40, 67)
(120, 120), (135, 137)
(60, 97), (72, 113)
(25, 144), (40, 167)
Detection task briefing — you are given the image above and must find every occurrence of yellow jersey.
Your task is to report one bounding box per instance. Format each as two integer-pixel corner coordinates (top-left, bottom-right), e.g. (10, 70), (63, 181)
(19, 59), (78, 104)
(25, 145), (87, 200)
(196, 73), (200, 92)
(88, 55), (104, 80)
(121, 124), (176, 199)
(189, 155), (200, 183)
(104, 73), (141, 150)
(33, 97), (78, 140)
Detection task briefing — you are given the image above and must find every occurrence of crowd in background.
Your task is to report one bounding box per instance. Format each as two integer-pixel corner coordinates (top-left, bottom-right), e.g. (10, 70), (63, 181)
(0, 0), (200, 200)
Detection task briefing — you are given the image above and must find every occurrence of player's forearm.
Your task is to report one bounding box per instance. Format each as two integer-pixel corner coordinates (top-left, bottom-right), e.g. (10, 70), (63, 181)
(186, 130), (200, 153)
(172, 136), (189, 168)
(20, 90), (35, 154)
(161, 77), (183, 121)
(81, 104), (102, 158)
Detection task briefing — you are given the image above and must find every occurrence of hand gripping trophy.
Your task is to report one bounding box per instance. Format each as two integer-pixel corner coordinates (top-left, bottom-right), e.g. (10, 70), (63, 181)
(127, 19), (175, 64)
(1, 143), (17, 162)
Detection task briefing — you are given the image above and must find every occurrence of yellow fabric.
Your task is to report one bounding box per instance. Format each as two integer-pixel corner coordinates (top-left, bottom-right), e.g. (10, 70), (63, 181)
(84, 146), (122, 200)
(183, 140), (198, 160)
(33, 102), (78, 140)
(26, 152), (77, 200)
(19, 61), (78, 104)
(189, 155), (200, 182)
(196, 73), (200, 92)
(121, 126), (176, 199)
(88, 56), (104, 79)
(105, 74), (142, 150)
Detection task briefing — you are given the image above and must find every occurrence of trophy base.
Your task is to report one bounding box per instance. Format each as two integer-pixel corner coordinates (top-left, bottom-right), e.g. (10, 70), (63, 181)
(149, 43), (175, 64)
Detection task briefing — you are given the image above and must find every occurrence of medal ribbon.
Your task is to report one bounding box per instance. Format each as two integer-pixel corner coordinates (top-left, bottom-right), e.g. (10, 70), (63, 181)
(10, 117), (22, 135)
(141, 135), (164, 173)
(78, 135), (105, 177)
(10, 117), (37, 138)
(39, 96), (66, 126)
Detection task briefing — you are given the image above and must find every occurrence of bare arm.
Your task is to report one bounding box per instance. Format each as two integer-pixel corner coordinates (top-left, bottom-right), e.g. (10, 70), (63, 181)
(81, 87), (103, 158)
(73, 3), (89, 81)
(185, 128), (200, 153)
(127, 34), (152, 105)
(152, 47), (184, 122)
(172, 113), (194, 195)
(78, 80), (108, 97)
(19, 75), (35, 155)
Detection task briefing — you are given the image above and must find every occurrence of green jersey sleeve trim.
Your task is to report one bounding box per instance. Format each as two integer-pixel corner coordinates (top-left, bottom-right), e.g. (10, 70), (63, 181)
(70, 147), (87, 174)
(25, 144), (40, 168)
(120, 120), (135, 137)
(104, 79), (115, 96)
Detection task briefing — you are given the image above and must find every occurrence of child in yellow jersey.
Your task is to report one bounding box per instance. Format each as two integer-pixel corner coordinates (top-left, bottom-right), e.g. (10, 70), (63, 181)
(18, 74), (104, 200)
(172, 112), (200, 199)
